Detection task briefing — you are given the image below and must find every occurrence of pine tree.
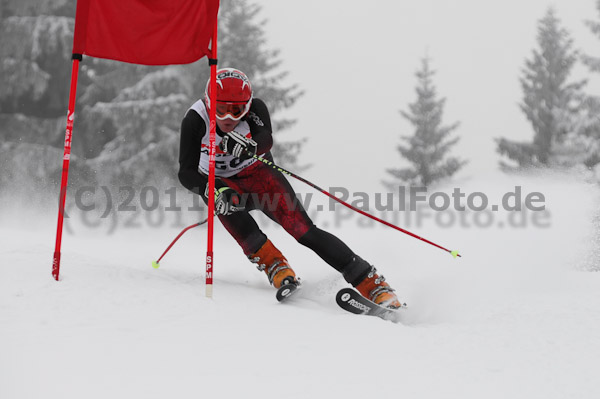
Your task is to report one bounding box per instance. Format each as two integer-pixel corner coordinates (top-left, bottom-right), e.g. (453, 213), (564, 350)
(0, 2), (92, 196)
(185, 0), (305, 169)
(577, 0), (600, 171)
(0, 0), (306, 198)
(583, 0), (600, 73)
(496, 8), (586, 169)
(384, 57), (466, 188)
(0, 0), (12, 19)
(85, 0), (305, 187)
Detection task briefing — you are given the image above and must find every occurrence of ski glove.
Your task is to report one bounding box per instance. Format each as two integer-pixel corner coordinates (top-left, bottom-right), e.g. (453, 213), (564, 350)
(206, 184), (244, 216)
(220, 131), (257, 161)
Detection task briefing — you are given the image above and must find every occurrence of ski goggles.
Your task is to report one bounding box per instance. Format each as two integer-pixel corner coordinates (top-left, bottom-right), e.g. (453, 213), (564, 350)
(215, 101), (251, 121)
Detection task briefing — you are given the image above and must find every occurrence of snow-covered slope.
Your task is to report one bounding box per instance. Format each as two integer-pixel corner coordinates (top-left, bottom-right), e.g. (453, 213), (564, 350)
(1, 172), (599, 399)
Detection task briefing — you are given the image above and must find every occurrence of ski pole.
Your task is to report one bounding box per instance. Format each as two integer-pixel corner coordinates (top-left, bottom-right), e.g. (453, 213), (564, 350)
(248, 152), (461, 258)
(152, 219), (209, 268)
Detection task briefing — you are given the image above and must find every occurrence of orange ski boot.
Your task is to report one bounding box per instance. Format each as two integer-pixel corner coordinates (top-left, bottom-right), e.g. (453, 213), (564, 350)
(248, 239), (297, 289)
(355, 266), (402, 309)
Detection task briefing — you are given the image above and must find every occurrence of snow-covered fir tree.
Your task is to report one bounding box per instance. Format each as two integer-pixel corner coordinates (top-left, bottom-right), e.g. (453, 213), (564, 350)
(0, 0), (92, 198)
(174, 0), (305, 169)
(86, 0), (305, 188)
(496, 8), (587, 170)
(580, 0), (600, 271)
(583, 0), (600, 74)
(577, 0), (600, 174)
(219, 0), (305, 169)
(0, 0), (305, 200)
(384, 57), (466, 188)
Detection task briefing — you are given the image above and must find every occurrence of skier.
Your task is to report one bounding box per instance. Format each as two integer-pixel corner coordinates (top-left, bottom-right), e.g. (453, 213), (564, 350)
(178, 68), (401, 308)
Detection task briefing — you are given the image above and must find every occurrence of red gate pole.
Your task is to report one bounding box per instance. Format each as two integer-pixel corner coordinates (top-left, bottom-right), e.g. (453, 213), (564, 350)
(52, 54), (82, 281)
(205, 21), (218, 297)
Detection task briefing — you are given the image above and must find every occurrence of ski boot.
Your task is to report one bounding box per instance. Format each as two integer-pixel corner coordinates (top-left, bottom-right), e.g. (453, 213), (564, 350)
(355, 266), (402, 309)
(342, 255), (402, 309)
(249, 239), (298, 289)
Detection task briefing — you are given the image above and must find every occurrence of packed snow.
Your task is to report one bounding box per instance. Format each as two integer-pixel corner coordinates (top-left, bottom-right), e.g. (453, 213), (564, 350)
(1, 171), (599, 399)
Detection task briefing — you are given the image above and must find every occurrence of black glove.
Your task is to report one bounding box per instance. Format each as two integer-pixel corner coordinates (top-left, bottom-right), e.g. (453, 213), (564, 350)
(220, 131), (257, 160)
(204, 183), (244, 216)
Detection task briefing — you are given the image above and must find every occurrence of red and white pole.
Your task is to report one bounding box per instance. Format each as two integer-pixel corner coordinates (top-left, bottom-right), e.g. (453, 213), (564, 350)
(52, 54), (82, 281)
(205, 21), (218, 297)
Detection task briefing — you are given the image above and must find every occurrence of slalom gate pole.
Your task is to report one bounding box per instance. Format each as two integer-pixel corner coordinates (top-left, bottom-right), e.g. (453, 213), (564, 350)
(52, 54), (83, 281)
(152, 219), (209, 269)
(248, 152), (461, 258)
(205, 20), (219, 297)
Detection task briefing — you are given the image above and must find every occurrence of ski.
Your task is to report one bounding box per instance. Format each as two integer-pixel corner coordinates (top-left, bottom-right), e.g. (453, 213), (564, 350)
(335, 288), (404, 323)
(276, 279), (301, 302)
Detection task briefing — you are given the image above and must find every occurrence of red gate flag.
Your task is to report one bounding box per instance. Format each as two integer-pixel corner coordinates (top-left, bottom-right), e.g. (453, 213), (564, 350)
(72, 0), (220, 65)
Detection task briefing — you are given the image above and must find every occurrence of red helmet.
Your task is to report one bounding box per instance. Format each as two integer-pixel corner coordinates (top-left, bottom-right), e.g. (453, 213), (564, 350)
(205, 68), (253, 121)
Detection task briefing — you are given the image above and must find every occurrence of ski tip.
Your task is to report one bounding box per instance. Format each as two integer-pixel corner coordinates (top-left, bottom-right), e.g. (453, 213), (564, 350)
(450, 250), (460, 258)
(151, 260), (160, 269)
